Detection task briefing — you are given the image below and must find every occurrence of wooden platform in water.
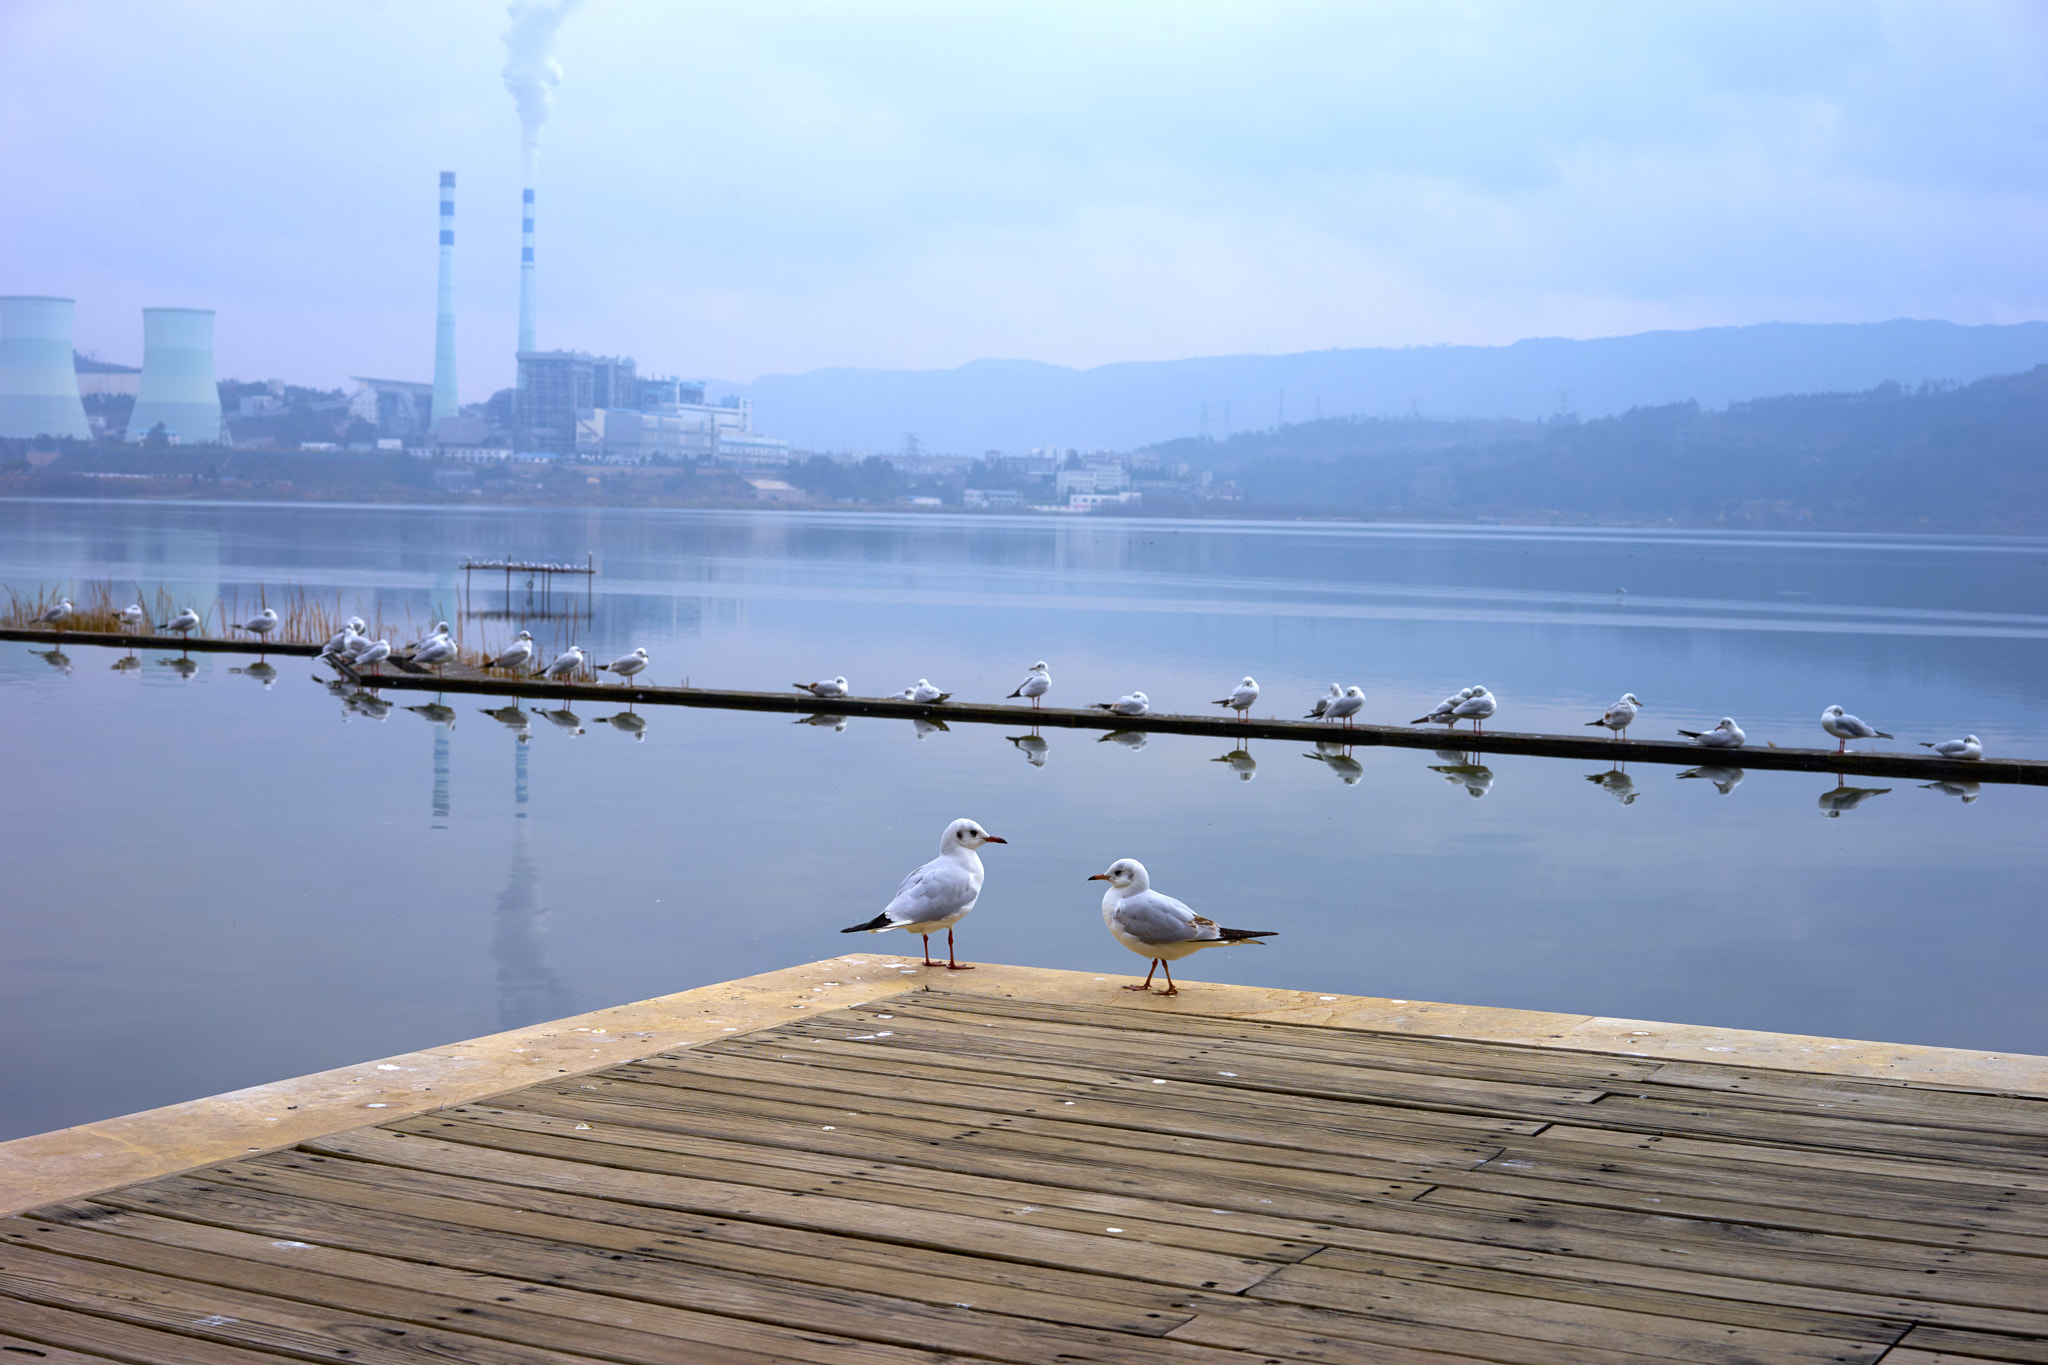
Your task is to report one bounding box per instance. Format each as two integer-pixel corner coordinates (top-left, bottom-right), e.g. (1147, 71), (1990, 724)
(5, 983), (2046, 1363)
(5, 626), (2038, 784)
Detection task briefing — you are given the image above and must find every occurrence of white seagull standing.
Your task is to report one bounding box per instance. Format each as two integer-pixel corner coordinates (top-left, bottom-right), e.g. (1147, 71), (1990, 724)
(1587, 693), (1642, 740)
(1414, 687), (1476, 727)
(320, 618), (365, 659)
(237, 608), (279, 646)
(1008, 661), (1051, 708)
(1212, 676), (1259, 721)
(1451, 686), (1497, 734)
(795, 676), (850, 699)
(840, 817), (1007, 970)
(413, 634), (458, 674)
(37, 598), (74, 629)
(489, 630), (536, 672)
(1678, 717), (1746, 749)
(160, 607), (202, 638)
(118, 602), (147, 632)
(1089, 858), (1276, 996)
(407, 620), (452, 653)
(1822, 705), (1892, 753)
(910, 679), (951, 704)
(1920, 735), (1982, 761)
(598, 647), (650, 684)
(353, 638), (392, 673)
(541, 645), (586, 682)
(1305, 683), (1342, 719)
(1093, 691), (1150, 717)
(1326, 685), (1366, 727)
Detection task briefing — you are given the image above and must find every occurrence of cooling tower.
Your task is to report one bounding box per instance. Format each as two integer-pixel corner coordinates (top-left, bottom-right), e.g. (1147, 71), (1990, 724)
(0, 296), (91, 440)
(432, 171), (459, 425)
(127, 308), (226, 444)
(518, 187), (537, 355)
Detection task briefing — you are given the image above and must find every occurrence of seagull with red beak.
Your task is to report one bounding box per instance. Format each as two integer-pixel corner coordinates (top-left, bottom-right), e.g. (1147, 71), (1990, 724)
(842, 818), (1007, 970)
(1089, 858), (1275, 996)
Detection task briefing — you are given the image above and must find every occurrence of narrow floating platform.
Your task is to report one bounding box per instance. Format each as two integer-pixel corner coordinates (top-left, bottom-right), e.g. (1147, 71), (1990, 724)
(3, 959), (2046, 1363)
(7, 625), (2041, 784)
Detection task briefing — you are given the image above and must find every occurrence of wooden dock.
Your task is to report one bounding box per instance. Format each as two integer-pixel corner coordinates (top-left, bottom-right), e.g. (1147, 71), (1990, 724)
(4, 981), (2046, 1363)
(5, 625), (2042, 785)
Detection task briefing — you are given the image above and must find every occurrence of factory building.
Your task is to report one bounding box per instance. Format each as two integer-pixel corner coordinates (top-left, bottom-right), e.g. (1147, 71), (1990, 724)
(127, 308), (226, 444)
(0, 296), (92, 440)
(513, 349), (784, 463)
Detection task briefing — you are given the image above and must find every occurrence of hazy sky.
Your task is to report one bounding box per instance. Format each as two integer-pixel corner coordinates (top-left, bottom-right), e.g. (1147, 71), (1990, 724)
(4, 1), (2045, 400)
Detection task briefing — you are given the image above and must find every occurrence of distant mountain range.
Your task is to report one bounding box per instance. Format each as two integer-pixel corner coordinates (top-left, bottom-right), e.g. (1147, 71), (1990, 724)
(711, 319), (2048, 455)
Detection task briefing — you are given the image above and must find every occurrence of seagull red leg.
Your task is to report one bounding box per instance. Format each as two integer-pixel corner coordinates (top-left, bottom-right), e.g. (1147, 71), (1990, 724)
(921, 933), (937, 967)
(1124, 960), (1160, 992)
(945, 927), (974, 970)
(1160, 960), (1179, 996)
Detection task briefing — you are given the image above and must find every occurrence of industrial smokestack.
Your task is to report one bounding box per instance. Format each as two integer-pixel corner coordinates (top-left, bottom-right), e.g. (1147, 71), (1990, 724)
(432, 171), (459, 425)
(518, 186), (536, 355)
(0, 296), (91, 440)
(127, 308), (225, 444)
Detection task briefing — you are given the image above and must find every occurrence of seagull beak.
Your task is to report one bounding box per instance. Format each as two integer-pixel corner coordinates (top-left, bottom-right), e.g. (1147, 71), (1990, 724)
(981, 835), (1007, 844)
(1086, 873), (1110, 881)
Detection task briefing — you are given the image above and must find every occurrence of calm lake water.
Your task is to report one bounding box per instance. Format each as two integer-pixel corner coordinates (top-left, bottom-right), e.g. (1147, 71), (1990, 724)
(4, 498), (2047, 1141)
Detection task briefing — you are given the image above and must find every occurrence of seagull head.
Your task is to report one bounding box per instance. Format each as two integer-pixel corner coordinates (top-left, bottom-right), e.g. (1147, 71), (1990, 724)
(1621, 693), (1641, 706)
(1823, 705), (1845, 719)
(1087, 858), (1148, 891)
(260, 608), (278, 621)
(1240, 676), (1257, 687)
(943, 818), (1006, 850)
(1030, 661), (1049, 672)
(1964, 735), (1981, 746)
(834, 676), (848, 689)
(1717, 717), (1738, 729)
(1345, 686), (1365, 698)
(1128, 691), (1148, 704)
(517, 629), (532, 641)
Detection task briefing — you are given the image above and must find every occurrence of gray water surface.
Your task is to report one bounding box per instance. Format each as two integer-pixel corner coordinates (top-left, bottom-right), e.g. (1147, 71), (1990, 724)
(4, 499), (2045, 1141)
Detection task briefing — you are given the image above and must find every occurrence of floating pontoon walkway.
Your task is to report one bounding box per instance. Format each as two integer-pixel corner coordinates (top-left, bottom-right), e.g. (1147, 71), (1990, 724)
(3, 959), (2046, 1363)
(6, 627), (2041, 785)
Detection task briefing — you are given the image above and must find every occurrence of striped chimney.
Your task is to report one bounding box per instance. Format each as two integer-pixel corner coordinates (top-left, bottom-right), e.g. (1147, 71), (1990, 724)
(518, 186), (537, 356)
(431, 171), (458, 425)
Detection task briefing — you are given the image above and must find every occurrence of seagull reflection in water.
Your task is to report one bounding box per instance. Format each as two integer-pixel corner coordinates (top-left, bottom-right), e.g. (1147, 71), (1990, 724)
(1585, 766), (1637, 804)
(30, 648), (71, 673)
(405, 701), (459, 728)
(156, 656), (197, 679)
(794, 712), (847, 732)
(1099, 729), (1148, 751)
(110, 654), (141, 673)
(1677, 765), (1745, 795)
(481, 704), (532, 742)
(1819, 774), (1891, 817)
(1921, 778), (1982, 804)
(1006, 732), (1048, 766)
(598, 711), (648, 740)
(911, 717), (950, 740)
(1303, 738), (1364, 785)
(531, 706), (584, 736)
(1212, 748), (1257, 781)
(230, 661), (278, 686)
(344, 690), (392, 721)
(1430, 751), (1495, 798)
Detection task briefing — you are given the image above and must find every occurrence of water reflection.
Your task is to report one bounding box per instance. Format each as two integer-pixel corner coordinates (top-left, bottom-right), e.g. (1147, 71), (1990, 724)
(30, 648), (71, 674)
(1678, 764), (1745, 795)
(1303, 739), (1364, 784)
(910, 717), (949, 740)
(492, 826), (572, 1029)
(1921, 778), (1983, 804)
(1430, 750), (1495, 798)
(1585, 766), (1638, 805)
(794, 712), (846, 732)
(532, 706), (585, 736)
(599, 711), (648, 740)
(1212, 748), (1257, 781)
(156, 656), (197, 679)
(1006, 732), (1049, 766)
(344, 690), (392, 721)
(1099, 729), (1148, 751)
(405, 701), (459, 727)
(110, 653), (140, 673)
(230, 661), (277, 686)
(1819, 777), (1892, 817)
(482, 703), (532, 741)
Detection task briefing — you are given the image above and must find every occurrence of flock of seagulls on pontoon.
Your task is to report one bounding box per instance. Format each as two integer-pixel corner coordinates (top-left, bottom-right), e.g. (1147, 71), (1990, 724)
(841, 816), (1272, 994)
(24, 601), (1992, 771)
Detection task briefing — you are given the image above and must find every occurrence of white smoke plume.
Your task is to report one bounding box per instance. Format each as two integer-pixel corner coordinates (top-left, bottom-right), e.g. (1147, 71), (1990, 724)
(501, 0), (583, 181)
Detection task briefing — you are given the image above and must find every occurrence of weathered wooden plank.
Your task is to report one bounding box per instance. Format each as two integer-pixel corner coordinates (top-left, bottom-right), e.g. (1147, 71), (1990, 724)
(111, 1169), (1195, 1336)
(1577, 1097), (2048, 1170)
(1634, 1063), (2048, 1135)
(301, 1125), (1285, 1289)
(18, 1205), (1281, 1365)
(1537, 1125), (2048, 1193)
(0, 1295), (300, 1365)
(1891, 1326), (2048, 1363)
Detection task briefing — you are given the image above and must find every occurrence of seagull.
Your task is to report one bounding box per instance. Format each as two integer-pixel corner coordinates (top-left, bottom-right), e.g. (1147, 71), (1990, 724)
(319, 621), (362, 659)
(237, 608), (279, 644)
(353, 638), (391, 673)
(1451, 686), (1497, 734)
(1920, 735), (1982, 761)
(1008, 661), (1051, 708)
(1587, 693), (1642, 740)
(160, 607), (202, 637)
(1089, 858), (1275, 996)
(1819, 781), (1891, 817)
(1098, 729), (1148, 750)
(1303, 739), (1364, 785)
(412, 634), (458, 674)
(1007, 733), (1048, 766)
(598, 647), (650, 684)
(37, 598), (73, 629)
(1326, 686), (1366, 727)
(489, 630), (536, 672)
(1212, 676), (1259, 721)
(840, 817), (1007, 970)
(602, 711), (649, 740)
(1212, 748), (1257, 781)
(1678, 718), (1745, 749)
(1094, 691), (1150, 717)
(403, 620), (452, 654)
(1305, 683), (1342, 719)
(1678, 764), (1745, 795)
(1921, 778), (1981, 804)
(531, 706), (584, 735)
(1429, 754), (1495, 798)
(118, 602), (146, 632)
(345, 629), (379, 660)
(795, 676), (850, 699)
(1414, 687), (1476, 726)
(910, 679), (951, 704)
(541, 645), (586, 682)
(1822, 705), (1892, 753)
